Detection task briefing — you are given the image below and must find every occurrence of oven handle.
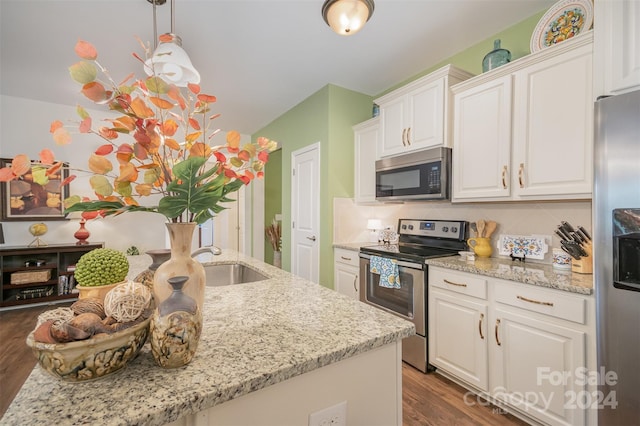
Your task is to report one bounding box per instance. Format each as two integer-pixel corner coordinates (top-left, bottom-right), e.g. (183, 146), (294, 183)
(359, 253), (424, 270)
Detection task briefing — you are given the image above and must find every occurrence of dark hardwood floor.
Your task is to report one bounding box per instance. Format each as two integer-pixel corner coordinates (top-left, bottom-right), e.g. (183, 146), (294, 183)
(1, 305), (527, 425)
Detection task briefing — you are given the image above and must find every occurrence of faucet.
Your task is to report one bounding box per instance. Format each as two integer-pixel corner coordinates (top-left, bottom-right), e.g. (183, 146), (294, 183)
(191, 246), (222, 258)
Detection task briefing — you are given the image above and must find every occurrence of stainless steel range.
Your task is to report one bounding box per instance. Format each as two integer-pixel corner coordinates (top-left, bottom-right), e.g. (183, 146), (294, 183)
(359, 219), (468, 373)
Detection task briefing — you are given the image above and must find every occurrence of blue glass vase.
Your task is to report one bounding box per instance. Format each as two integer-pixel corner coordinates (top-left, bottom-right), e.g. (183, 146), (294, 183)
(482, 39), (511, 72)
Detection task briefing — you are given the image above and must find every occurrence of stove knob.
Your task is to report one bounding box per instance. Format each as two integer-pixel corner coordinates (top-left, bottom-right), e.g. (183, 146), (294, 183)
(408, 225), (414, 230)
(401, 225), (407, 230)
(442, 226), (449, 232)
(451, 226), (458, 233)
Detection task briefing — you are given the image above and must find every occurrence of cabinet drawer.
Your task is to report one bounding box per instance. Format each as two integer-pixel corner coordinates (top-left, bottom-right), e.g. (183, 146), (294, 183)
(494, 280), (586, 324)
(334, 248), (360, 267)
(429, 268), (487, 300)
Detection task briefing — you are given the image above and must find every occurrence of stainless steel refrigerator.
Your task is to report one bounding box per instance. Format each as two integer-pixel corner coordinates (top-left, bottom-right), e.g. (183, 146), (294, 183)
(594, 89), (640, 425)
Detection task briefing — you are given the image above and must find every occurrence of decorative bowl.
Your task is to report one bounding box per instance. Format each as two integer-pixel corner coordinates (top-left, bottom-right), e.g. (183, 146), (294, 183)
(26, 316), (151, 382)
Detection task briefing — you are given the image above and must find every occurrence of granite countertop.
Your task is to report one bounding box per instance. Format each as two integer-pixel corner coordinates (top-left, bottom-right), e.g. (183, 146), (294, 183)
(426, 256), (593, 295)
(333, 242), (377, 251)
(1, 251), (415, 426)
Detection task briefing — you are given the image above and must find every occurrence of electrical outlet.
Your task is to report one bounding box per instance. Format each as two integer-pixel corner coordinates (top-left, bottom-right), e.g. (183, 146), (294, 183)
(308, 401), (347, 426)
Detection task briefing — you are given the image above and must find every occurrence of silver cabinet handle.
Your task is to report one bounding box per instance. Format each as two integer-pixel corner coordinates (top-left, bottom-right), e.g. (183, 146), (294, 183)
(406, 127), (411, 145)
(444, 279), (467, 287)
(402, 128), (407, 146)
(495, 319), (501, 346)
(306, 236), (316, 241)
(340, 256), (352, 261)
(353, 275), (358, 292)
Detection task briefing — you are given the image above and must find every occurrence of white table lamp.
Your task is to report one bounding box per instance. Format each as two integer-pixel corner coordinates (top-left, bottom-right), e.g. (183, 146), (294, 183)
(367, 219), (382, 242)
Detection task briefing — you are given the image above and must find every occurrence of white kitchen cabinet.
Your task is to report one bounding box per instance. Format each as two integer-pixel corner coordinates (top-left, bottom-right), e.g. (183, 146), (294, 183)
(452, 33), (593, 202)
(428, 266), (596, 426)
(333, 248), (360, 300)
(595, 0), (640, 96)
(353, 118), (379, 204)
(429, 268), (489, 391)
(375, 65), (474, 158)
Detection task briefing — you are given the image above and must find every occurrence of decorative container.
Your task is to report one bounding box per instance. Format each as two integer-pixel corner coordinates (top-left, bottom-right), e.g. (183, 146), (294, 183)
(134, 249), (172, 291)
(482, 39), (511, 72)
(26, 316), (151, 382)
(150, 222), (205, 368)
(273, 250), (282, 268)
(76, 281), (120, 302)
(467, 237), (493, 258)
(11, 269), (51, 285)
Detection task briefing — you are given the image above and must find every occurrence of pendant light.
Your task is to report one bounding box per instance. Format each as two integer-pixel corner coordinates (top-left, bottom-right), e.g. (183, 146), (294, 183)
(322, 0), (375, 36)
(144, 0), (200, 86)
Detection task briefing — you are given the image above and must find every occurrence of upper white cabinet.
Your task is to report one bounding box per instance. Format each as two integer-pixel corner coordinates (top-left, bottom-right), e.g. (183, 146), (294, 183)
(375, 65), (474, 158)
(353, 118), (379, 204)
(595, 0), (640, 96)
(452, 33), (593, 202)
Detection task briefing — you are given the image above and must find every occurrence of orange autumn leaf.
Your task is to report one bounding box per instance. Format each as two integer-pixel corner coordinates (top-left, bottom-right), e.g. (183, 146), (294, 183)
(10, 154), (31, 176)
(197, 94), (217, 103)
(258, 151), (269, 162)
(0, 168), (14, 182)
(99, 127), (118, 139)
(39, 149), (56, 165)
(129, 97), (155, 118)
(227, 130), (241, 150)
(135, 183), (153, 196)
(244, 170), (255, 180)
(88, 153), (113, 174)
(74, 40), (97, 60)
(50, 120), (63, 134)
(46, 162), (63, 177)
(112, 115), (136, 131)
(81, 81), (107, 102)
(52, 127), (72, 145)
(162, 119), (179, 136)
(185, 131), (202, 143)
(238, 150), (251, 161)
(188, 117), (201, 130)
(209, 113), (221, 121)
(164, 138), (181, 150)
(189, 142), (211, 157)
(149, 96), (174, 109)
(123, 196), (139, 206)
(95, 144), (114, 156)
(61, 174), (76, 187)
(159, 33), (174, 43)
(188, 83), (201, 94)
(116, 151), (134, 164)
(118, 162), (138, 182)
(116, 144), (134, 154)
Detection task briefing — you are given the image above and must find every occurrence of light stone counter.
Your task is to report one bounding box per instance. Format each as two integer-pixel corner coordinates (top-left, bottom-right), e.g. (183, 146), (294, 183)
(332, 241), (377, 251)
(1, 251), (415, 425)
(426, 255), (593, 295)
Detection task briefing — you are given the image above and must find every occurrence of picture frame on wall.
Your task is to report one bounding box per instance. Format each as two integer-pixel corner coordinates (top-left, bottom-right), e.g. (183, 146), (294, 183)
(0, 158), (69, 221)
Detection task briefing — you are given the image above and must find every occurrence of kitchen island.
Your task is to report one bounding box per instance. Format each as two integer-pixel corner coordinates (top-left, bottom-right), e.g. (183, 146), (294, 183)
(1, 251), (414, 425)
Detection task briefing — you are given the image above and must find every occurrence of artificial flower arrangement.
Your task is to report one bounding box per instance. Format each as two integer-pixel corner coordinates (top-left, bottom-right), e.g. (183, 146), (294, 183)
(0, 39), (277, 224)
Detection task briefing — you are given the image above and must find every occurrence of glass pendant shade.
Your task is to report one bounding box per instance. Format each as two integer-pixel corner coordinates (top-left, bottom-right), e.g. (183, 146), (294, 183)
(144, 34), (200, 87)
(322, 0), (375, 35)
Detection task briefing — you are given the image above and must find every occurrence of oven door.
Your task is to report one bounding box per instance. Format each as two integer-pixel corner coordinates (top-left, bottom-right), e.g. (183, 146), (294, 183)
(359, 254), (425, 336)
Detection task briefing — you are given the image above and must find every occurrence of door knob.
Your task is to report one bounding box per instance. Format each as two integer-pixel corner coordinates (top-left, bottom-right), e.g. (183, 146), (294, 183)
(306, 236), (316, 241)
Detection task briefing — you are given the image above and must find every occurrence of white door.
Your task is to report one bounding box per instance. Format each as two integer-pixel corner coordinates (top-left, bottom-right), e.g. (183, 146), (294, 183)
(291, 143), (320, 283)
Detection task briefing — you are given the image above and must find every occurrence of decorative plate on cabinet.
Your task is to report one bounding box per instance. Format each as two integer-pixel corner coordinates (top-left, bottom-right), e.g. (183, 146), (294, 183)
(530, 0), (593, 53)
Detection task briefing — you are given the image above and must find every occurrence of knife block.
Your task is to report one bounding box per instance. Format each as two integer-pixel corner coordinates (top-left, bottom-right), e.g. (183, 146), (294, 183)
(571, 241), (593, 274)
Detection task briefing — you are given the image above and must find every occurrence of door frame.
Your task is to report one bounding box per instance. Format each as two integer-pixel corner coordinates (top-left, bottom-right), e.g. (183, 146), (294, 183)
(290, 142), (320, 283)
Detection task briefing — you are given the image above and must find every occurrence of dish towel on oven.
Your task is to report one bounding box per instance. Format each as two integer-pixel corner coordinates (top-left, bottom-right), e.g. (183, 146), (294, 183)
(370, 256), (401, 289)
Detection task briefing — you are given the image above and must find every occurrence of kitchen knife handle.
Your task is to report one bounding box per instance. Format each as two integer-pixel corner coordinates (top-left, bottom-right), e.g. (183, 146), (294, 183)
(578, 226), (591, 240)
(501, 165), (508, 189)
(518, 163), (525, 188)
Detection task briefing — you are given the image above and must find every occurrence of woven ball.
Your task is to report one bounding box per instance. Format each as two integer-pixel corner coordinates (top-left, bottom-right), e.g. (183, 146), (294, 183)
(36, 307), (75, 327)
(103, 281), (152, 323)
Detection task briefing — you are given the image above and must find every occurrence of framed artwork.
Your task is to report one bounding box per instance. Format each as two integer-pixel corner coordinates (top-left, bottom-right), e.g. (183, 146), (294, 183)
(0, 158), (69, 221)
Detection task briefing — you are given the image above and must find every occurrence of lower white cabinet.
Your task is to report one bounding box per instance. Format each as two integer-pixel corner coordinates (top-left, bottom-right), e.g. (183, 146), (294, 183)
(428, 267), (596, 426)
(334, 248), (360, 300)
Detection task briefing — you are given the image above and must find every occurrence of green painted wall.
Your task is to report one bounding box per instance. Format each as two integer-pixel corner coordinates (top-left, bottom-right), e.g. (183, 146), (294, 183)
(255, 84), (372, 287)
(263, 149), (282, 265)
(254, 10), (545, 288)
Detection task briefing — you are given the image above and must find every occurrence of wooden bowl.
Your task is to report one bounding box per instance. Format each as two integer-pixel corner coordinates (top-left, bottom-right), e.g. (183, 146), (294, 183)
(26, 317), (150, 382)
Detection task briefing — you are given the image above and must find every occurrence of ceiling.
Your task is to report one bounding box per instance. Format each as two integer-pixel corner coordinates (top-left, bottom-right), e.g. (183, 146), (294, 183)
(0, 0), (555, 135)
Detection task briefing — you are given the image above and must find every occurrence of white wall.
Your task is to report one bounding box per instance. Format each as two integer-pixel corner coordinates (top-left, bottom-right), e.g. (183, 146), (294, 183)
(333, 197), (592, 264)
(0, 95), (261, 255)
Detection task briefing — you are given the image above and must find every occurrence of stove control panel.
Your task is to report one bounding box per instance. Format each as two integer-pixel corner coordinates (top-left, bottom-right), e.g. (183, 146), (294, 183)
(398, 219), (467, 240)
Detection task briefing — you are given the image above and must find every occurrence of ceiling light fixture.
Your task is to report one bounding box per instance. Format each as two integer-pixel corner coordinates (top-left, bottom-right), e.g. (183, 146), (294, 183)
(145, 0), (200, 87)
(322, 0), (375, 36)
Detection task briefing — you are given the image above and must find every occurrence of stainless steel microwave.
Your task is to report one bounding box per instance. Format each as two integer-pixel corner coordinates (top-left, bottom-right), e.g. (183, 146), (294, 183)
(375, 147), (451, 201)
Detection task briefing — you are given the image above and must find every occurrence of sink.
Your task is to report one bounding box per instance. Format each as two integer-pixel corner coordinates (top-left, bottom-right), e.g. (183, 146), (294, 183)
(204, 263), (268, 286)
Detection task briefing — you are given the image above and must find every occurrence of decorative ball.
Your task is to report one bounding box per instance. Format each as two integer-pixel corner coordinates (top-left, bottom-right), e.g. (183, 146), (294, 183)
(104, 281), (152, 323)
(29, 222), (48, 237)
(75, 248), (129, 287)
(36, 307), (75, 327)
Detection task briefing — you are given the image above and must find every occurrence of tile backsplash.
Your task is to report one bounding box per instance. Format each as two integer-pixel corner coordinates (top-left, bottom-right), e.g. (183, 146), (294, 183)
(333, 197), (592, 264)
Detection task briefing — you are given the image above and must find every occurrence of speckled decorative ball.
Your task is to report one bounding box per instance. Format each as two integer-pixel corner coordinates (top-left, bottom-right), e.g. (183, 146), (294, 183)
(75, 248), (129, 287)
